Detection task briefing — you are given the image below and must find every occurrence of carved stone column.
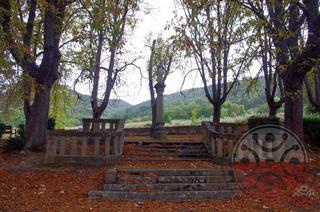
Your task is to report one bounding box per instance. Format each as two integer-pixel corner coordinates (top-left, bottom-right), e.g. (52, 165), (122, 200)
(153, 82), (167, 139)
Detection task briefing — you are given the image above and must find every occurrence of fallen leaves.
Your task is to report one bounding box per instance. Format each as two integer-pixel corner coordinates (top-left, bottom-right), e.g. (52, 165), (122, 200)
(0, 135), (319, 211)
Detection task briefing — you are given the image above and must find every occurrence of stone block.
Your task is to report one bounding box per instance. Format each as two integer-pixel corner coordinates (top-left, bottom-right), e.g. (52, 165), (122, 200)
(105, 168), (118, 183)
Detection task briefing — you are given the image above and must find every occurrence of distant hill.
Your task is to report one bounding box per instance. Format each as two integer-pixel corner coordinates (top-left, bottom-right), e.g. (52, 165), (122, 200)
(0, 89), (132, 127)
(69, 91), (132, 125)
(0, 77), (282, 127)
(115, 78), (270, 122)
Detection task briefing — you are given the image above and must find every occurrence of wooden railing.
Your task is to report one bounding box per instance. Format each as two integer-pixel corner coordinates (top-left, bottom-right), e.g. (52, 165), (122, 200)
(202, 121), (246, 162)
(45, 119), (125, 165)
(82, 118), (124, 133)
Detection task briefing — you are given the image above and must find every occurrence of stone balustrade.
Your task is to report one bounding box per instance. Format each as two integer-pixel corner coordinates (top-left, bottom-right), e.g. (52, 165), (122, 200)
(202, 121), (247, 163)
(45, 119), (125, 165)
(82, 118), (124, 132)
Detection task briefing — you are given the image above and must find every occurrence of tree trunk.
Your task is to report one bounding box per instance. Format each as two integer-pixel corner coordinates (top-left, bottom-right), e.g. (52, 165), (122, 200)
(213, 104), (221, 124)
(24, 86), (51, 149)
(268, 105), (278, 117)
(151, 101), (156, 132)
(284, 81), (304, 139)
(23, 74), (32, 129)
(148, 40), (156, 135)
(93, 109), (102, 119)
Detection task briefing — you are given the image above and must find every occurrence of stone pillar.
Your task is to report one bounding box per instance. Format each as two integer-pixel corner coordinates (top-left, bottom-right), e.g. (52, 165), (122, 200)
(153, 82), (168, 139)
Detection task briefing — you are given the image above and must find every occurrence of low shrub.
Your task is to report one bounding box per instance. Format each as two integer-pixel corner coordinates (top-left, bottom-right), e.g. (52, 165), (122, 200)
(164, 113), (172, 124)
(5, 124), (26, 150)
(303, 116), (320, 147)
(144, 123), (152, 127)
(247, 116), (280, 129)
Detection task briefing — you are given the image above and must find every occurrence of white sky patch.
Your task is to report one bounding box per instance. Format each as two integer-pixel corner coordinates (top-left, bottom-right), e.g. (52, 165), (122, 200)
(70, 0), (259, 105)
(71, 0), (203, 105)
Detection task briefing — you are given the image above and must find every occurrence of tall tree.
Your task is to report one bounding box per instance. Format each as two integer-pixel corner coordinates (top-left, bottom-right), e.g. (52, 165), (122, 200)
(176, 0), (254, 123)
(0, 0), (75, 148)
(147, 37), (174, 132)
(239, 0), (320, 138)
(73, 0), (140, 119)
(258, 27), (284, 117)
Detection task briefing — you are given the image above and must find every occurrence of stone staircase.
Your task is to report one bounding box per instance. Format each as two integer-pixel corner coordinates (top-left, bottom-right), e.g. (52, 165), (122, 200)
(88, 140), (242, 201)
(88, 168), (241, 201)
(123, 141), (211, 161)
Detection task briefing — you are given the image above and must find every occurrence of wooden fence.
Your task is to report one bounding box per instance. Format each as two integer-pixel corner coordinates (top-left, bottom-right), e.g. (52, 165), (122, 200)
(202, 122), (247, 163)
(45, 119), (124, 165)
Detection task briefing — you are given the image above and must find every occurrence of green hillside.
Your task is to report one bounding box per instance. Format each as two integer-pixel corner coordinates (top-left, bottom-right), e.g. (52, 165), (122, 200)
(121, 78), (270, 123)
(69, 91), (132, 126)
(0, 78), (290, 128)
(0, 89), (132, 128)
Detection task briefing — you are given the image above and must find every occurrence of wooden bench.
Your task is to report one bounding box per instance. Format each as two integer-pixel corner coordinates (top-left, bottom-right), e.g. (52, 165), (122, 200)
(3, 126), (16, 139)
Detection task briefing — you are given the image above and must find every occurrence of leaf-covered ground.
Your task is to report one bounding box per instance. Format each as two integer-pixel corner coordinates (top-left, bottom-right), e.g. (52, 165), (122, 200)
(0, 135), (319, 211)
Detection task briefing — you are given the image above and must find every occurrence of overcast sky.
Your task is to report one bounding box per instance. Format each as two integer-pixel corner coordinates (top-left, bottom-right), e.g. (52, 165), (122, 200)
(72, 0), (203, 105)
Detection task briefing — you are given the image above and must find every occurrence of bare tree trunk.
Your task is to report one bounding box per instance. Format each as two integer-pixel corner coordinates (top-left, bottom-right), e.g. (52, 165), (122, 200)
(284, 80), (304, 139)
(213, 104), (221, 124)
(148, 40), (156, 134)
(23, 74), (32, 129)
(268, 105), (278, 117)
(151, 103), (156, 131)
(87, 1), (130, 120)
(24, 86), (51, 149)
(91, 33), (104, 119)
(93, 109), (103, 119)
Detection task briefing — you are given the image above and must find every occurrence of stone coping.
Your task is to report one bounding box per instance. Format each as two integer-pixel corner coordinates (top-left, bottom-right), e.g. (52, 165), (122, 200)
(82, 118), (123, 123)
(47, 130), (122, 137)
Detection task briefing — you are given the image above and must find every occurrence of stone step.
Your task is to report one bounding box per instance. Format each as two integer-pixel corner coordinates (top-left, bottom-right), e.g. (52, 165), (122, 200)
(125, 141), (204, 145)
(117, 168), (233, 176)
(117, 175), (234, 184)
(89, 168), (242, 201)
(123, 157), (212, 161)
(125, 148), (208, 153)
(125, 146), (207, 150)
(88, 190), (240, 201)
(124, 151), (209, 155)
(125, 148), (207, 151)
(124, 153), (209, 157)
(127, 146), (207, 151)
(103, 182), (242, 191)
(126, 144), (206, 148)
(124, 154), (210, 158)
(126, 144), (205, 147)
